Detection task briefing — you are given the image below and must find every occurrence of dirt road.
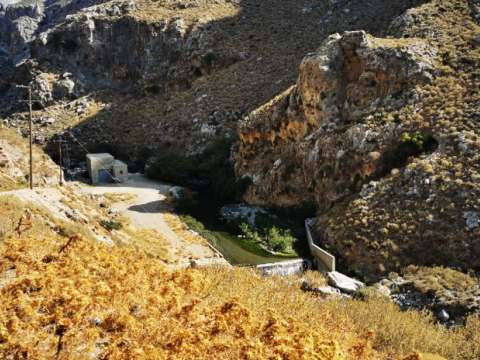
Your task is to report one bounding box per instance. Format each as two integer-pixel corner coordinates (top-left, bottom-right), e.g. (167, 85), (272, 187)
(82, 174), (224, 267)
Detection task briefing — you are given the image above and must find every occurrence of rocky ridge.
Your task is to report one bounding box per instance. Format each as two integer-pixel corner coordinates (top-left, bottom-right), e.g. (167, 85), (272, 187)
(235, 30), (437, 209)
(1, 0), (429, 158)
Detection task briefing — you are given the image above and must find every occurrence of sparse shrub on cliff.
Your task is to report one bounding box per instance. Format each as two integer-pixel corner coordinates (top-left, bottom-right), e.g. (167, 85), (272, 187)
(383, 132), (437, 169)
(100, 219), (123, 231)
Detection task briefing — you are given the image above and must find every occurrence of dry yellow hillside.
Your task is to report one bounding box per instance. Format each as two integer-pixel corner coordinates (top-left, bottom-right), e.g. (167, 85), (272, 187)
(0, 234), (479, 359)
(0, 126), (60, 191)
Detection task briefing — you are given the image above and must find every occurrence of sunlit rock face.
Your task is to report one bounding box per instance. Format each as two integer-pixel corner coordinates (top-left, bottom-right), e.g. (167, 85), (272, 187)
(235, 30), (437, 211)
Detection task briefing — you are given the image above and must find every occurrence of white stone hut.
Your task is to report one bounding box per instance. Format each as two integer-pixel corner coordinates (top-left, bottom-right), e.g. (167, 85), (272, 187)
(86, 153), (129, 184)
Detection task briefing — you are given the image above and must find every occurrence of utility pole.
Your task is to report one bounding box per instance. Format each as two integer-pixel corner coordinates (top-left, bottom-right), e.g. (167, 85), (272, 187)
(53, 140), (66, 186)
(18, 86), (40, 190)
(28, 88), (32, 190)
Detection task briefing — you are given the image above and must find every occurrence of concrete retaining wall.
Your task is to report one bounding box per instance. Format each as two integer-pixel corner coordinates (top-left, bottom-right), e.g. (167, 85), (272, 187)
(305, 220), (335, 272)
(256, 259), (314, 277)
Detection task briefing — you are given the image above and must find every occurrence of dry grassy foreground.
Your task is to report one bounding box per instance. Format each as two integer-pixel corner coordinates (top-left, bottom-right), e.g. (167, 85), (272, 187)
(0, 235), (479, 359)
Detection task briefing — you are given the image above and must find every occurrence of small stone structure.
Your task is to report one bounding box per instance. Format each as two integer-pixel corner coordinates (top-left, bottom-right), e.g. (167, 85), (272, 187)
(86, 153), (129, 184)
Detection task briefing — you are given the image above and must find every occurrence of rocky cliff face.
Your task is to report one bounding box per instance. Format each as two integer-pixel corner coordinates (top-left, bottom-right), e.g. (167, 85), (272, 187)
(235, 31), (437, 210)
(236, 0), (480, 275)
(0, 0), (111, 76)
(32, 2), (233, 93)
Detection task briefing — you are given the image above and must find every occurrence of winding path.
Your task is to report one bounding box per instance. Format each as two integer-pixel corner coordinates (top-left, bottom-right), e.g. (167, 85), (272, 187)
(82, 174), (222, 267)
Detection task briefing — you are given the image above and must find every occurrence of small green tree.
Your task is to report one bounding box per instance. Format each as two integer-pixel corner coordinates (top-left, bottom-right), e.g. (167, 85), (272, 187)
(264, 227), (297, 253)
(240, 223), (261, 243)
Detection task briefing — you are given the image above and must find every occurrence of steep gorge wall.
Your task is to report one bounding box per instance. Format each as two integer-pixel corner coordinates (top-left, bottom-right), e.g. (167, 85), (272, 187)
(235, 31), (437, 211)
(236, 0), (480, 275)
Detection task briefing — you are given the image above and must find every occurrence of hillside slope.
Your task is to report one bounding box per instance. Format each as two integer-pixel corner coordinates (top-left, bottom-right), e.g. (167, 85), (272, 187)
(1, 234), (478, 359)
(0, 126), (59, 190)
(0, 127), (223, 267)
(235, 0), (480, 275)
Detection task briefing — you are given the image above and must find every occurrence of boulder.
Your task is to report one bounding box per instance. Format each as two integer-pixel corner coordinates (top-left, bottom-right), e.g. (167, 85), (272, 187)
(314, 285), (341, 296)
(327, 271), (365, 294)
(54, 78), (75, 99)
(437, 310), (450, 322)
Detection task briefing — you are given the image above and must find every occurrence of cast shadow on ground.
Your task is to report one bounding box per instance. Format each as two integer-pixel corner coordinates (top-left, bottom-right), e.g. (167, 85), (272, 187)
(127, 200), (166, 214)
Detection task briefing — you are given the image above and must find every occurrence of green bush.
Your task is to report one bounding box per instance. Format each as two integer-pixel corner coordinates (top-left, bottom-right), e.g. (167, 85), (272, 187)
(100, 220), (123, 231)
(198, 135), (251, 202)
(239, 223), (262, 243)
(180, 215), (217, 247)
(239, 223), (297, 253)
(383, 132), (437, 168)
(264, 226), (297, 253)
(148, 135), (251, 202)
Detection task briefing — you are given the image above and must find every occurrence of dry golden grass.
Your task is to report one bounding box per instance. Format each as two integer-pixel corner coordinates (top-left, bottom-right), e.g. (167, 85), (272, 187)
(132, 0), (240, 24)
(102, 192), (137, 206)
(164, 212), (205, 245)
(402, 266), (480, 308)
(113, 222), (172, 262)
(302, 269), (329, 288)
(1, 235), (473, 360)
(404, 266), (476, 294)
(0, 195), (60, 242)
(200, 266), (480, 360)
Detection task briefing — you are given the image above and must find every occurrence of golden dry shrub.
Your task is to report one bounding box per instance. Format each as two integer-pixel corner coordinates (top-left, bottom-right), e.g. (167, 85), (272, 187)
(0, 236), (345, 360)
(0, 235), (476, 360)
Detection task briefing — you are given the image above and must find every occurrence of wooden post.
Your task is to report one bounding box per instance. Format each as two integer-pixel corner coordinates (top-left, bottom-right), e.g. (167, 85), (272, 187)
(28, 88), (33, 190)
(53, 140), (66, 187)
(18, 85), (41, 190)
(59, 142), (63, 186)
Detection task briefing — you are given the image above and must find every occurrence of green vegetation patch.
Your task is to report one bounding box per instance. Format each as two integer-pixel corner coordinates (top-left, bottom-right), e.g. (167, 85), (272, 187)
(180, 215), (217, 248)
(240, 223), (297, 254)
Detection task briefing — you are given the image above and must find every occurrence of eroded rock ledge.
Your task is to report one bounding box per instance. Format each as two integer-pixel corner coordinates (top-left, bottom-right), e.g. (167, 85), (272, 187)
(235, 30), (437, 211)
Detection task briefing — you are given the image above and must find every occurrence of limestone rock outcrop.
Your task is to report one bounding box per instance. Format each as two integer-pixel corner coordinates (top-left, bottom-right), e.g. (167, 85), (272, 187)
(33, 6), (228, 92)
(327, 271), (365, 294)
(235, 31), (437, 211)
